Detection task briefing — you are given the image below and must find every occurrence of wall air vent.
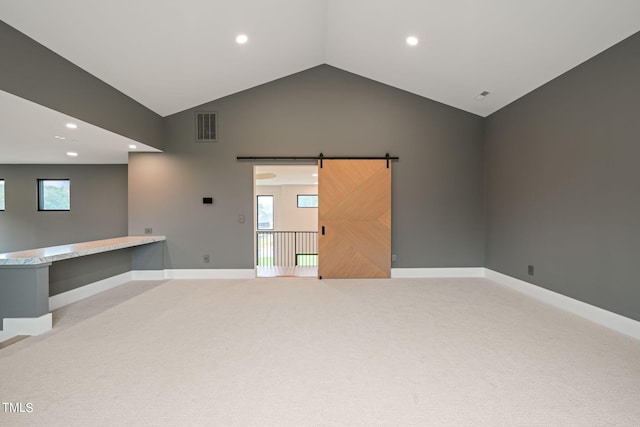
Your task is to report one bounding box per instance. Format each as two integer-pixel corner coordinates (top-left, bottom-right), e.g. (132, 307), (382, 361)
(196, 112), (217, 142)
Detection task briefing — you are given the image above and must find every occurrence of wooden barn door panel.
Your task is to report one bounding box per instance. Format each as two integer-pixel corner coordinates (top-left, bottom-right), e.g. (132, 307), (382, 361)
(318, 160), (391, 279)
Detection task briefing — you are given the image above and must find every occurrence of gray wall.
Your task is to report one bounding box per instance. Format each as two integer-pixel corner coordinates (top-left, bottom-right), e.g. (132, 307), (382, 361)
(0, 20), (164, 150)
(49, 249), (132, 296)
(2, 23), (637, 324)
(0, 164), (132, 296)
(129, 65), (485, 269)
(0, 164), (128, 253)
(485, 32), (640, 321)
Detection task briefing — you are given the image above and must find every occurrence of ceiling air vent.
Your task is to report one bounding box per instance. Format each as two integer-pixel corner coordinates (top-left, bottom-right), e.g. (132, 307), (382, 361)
(196, 112), (217, 142)
(474, 91), (490, 101)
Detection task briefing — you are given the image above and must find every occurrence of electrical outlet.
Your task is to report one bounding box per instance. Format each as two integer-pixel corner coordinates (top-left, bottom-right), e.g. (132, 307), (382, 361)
(203, 254), (210, 263)
(144, 227), (153, 235)
(391, 254), (397, 262)
(238, 215), (245, 223)
(528, 265), (534, 276)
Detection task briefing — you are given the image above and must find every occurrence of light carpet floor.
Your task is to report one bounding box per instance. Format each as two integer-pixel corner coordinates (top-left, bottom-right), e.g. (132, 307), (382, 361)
(1, 277), (639, 426)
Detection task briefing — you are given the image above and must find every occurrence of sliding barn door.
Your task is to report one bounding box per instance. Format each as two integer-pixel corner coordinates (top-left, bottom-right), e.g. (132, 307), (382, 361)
(318, 160), (391, 279)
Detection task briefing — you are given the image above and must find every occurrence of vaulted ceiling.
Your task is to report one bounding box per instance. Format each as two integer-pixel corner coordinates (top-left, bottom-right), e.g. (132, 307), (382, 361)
(1, 1), (639, 163)
(2, 0), (639, 118)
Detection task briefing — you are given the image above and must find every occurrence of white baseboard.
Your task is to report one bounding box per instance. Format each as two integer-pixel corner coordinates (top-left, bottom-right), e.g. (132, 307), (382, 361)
(484, 269), (640, 341)
(49, 272), (134, 311)
(391, 267), (485, 278)
(131, 270), (166, 281)
(163, 269), (256, 279)
(7, 266), (636, 344)
(2, 313), (52, 337)
(48, 269), (254, 313)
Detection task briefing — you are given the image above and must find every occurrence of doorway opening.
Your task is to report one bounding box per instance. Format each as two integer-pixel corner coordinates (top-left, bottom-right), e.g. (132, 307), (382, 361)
(254, 164), (318, 278)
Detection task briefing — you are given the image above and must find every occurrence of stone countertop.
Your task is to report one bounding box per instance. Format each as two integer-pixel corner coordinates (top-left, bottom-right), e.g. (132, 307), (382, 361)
(0, 236), (166, 266)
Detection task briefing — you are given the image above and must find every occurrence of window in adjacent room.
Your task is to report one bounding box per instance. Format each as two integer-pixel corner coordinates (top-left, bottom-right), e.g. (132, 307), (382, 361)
(257, 195), (274, 230)
(0, 179), (5, 211)
(38, 179), (70, 211)
(297, 194), (318, 208)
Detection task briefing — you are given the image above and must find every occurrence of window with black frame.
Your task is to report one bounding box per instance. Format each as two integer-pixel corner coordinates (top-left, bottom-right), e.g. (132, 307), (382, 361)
(297, 194), (318, 208)
(38, 179), (70, 211)
(257, 195), (274, 230)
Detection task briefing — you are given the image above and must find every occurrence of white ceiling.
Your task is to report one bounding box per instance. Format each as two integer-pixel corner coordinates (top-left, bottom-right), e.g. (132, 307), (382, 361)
(2, 0), (640, 118)
(256, 165), (318, 186)
(0, 90), (160, 164)
(0, 0), (639, 163)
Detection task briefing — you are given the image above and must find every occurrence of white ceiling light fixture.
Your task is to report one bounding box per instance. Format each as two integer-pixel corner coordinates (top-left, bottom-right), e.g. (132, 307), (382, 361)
(65, 123), (77, 129)
(236, 34), (248, 45)
(129, 144), (137, 149)
(66, 151), (78, 157)
(406, 36), (419, 46)
(256, 172), (277, 180)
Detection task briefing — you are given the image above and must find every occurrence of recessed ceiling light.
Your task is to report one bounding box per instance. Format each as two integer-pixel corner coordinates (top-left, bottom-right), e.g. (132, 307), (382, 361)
(312, 173), (318, 177)
(129, 144), (137, 149)
(66, 123), (77, 129)
(406, 36), (419, 46)
(236, 34), (248, 44)
(54, 135), (66, 140)
(66, 151), (78, 157)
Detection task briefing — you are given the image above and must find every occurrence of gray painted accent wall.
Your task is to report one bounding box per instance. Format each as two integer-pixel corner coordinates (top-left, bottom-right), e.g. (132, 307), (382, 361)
(49, 249), (132, 296)
(0, 20), (164, 149)
(0, 164), (128, 253)
(485, 32), (640, 321)
(129, 65), (485, 269)
(0, 266), (49, 319)
(0, 164), (131, 301)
